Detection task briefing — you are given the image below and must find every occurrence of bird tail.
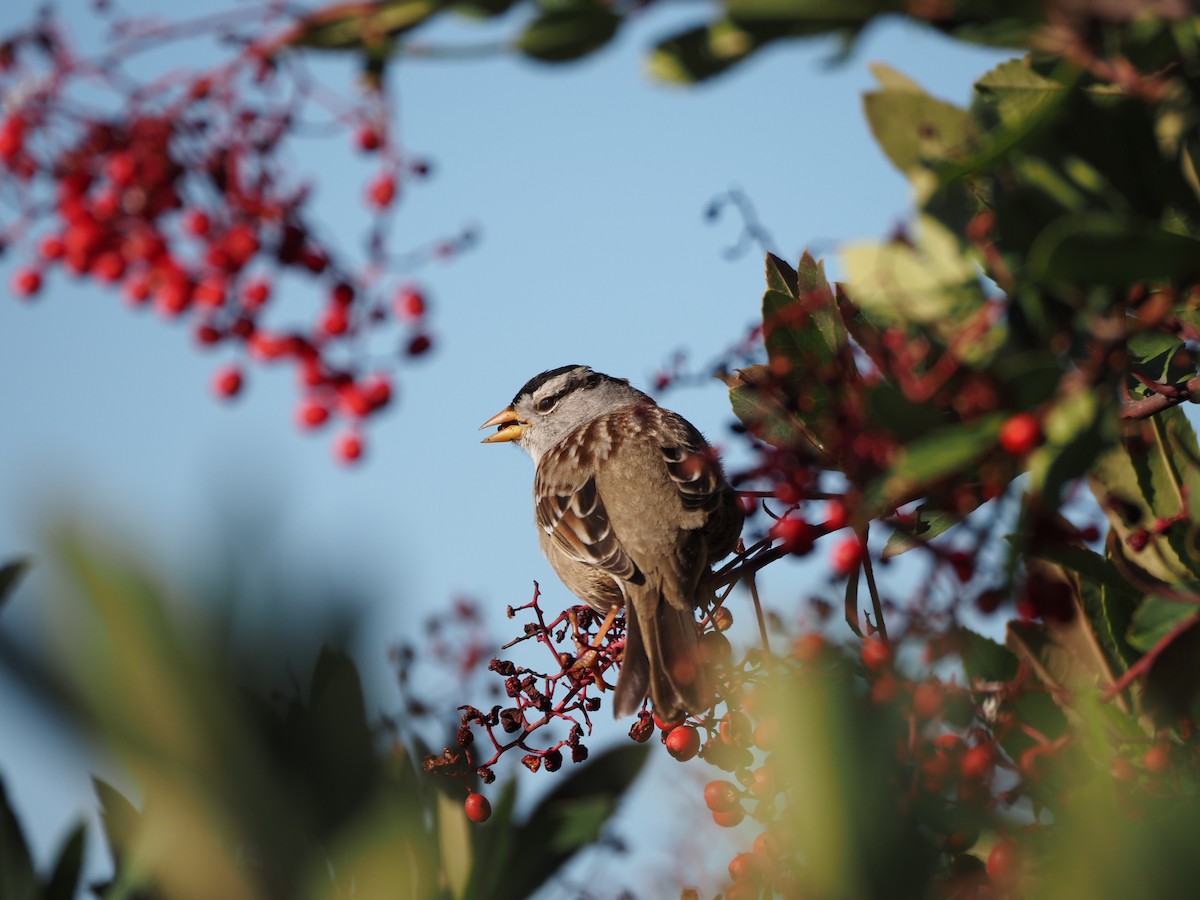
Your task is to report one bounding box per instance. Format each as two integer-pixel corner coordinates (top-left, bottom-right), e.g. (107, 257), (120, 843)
(613, 585), (707, 720)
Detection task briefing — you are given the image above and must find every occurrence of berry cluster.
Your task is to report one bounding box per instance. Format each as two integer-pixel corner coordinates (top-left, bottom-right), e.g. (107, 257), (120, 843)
(0, 8), (468, 464)
(420, 584), (628, 808)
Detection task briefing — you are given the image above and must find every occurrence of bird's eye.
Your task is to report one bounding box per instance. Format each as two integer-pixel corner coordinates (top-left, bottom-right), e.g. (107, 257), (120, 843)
(536, 397), (555, 413)
(585, 373), (601, 388)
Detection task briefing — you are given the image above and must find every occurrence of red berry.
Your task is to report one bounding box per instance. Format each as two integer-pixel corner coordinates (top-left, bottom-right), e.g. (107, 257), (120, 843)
(861, 638), (891, 671)
(912, 682), (943, 720)
(960, 744), (995, 781)
(986, 838), (1022, 886)
(334, 431), (364, 464)
(999, 412), (1041, 455)
(727, 852), (762, 883)
(39, 235), (65, 261)
(367, 173), (397, 208)
(241, 279), (271, 311)
(363, 375), (392, 411)
(10, 267), (41, 298)
(704, 780), (740, 812)
(106, 151), (136, 187)
(664, 724), (700, 761)
(194, 324), (222, 346)
(321, 305), (349, 336)
(712, 806), (745, 828)
(1110, 757), (1136, 782)
(719, 711), (752, 748)
(356, 124), (383, 152)
(296, 400), (330, 430)
(1143, 744), (1171, 774)
(830, 536), (865, 576)
(770, 515), (814, 555)
(653, 711), (683, 732)
(194, 276), (227, 308)
(184, 209), (211, 237)
(823, 498), (849, 531)
(212, 365), (243, 399)
(394, 285), (426, 319)
(464, 792), (491, 823)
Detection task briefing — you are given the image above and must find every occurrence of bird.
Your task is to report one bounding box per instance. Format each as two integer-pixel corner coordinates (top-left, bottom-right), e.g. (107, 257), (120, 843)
(480, 364), (743, 720)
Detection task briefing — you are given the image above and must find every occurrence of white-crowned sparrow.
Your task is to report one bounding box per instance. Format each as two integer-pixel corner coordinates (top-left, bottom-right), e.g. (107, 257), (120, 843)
(480, 365), (743, 719)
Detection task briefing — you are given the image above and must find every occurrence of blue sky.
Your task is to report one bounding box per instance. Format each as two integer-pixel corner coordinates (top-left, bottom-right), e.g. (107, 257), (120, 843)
(0, 0), (1013, 892)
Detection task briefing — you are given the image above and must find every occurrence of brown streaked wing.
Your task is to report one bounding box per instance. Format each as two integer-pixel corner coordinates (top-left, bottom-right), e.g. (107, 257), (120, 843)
(535, 465), (643, 584)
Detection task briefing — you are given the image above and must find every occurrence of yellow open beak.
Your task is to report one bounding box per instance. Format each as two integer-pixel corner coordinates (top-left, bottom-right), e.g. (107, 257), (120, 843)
(480, 406), (527, 444)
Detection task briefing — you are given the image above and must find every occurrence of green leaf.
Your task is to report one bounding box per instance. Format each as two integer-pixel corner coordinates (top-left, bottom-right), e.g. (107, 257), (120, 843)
(765, 252), (799, 297)
(864, 383), (953, 443)
(1027, 387), (1111, 506)
(1026, 542), (1139, 671)
(956, 627), (1018, 684)
(93, 776), (140, 871)
(795, 250), (849, 361)
(841, 216), (992, 349)
(436, 791), (471, 900)
(486, 744), (648, 900)
(973, 58), (1066, 128)
(1029, 213), (1200, 285)
(0, 777), (36, 900)
(1128, 595), (1197, 654)
(0, 558), (29, 612)
(40, 823), (85, 900)
(871, 414), (1005, 513)
(284, 0), (442, 50)
(1090, 409), (1200, 586)
(883, 507), (959, 558)
(722, 366), (826, 455)
(647, 21), (764, 84)
(517, 1), (620, 63)
(863, 74), (976, 174)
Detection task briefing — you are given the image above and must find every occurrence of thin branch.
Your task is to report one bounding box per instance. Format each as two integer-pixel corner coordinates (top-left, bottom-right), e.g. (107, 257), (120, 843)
(746, 573), (771, 657)
(1120, 375), (1200, 419)
(1102, 610), (1200, 702)
(860, 525), (888, 640)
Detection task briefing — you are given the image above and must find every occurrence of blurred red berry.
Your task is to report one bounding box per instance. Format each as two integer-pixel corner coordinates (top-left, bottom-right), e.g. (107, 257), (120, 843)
(823, 498), (849, 531)
(356, 124), (383, 152)
(986, 838), (1022, 886)
(394, 285), (426, 319)
(367, 173), (397, 208)
(334, 431), (364, 464)
(212, 365), (243, 399)
(830, 536), (865, 575)
(861, 638), (891, 671)
(999, 413), (1041, 455)
(241, 278), (271, 311)
(960, 744), (995, 781)
(184, 209), (211, 237)
(296, 400), (330, 430)
(1143, 744), (1171, 774)
(770, 515), (814, 555)
(10, 267), (41, 298)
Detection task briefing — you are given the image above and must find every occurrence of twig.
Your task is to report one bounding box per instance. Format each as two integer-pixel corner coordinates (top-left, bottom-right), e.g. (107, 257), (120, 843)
(860, 525), (888, 640)
(1120, 375), (1200, 419)
(746, 573), (771, 657)
(1102, 610), (1200, 702)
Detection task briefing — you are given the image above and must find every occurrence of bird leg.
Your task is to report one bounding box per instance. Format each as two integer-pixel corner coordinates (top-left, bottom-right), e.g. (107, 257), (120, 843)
(591, 604), (621, 648)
